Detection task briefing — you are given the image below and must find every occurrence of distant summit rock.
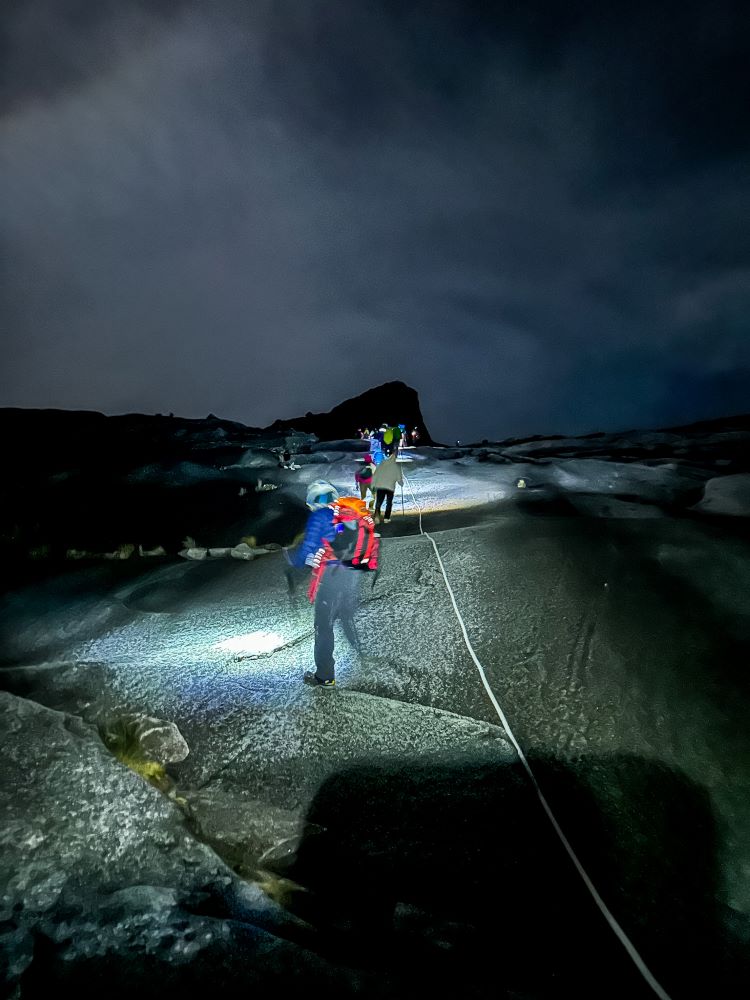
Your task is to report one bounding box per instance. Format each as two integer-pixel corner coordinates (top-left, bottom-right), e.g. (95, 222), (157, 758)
(0, 386), (432, 559)
(0, 382), (432, 461)
(264, 380), (433, 444)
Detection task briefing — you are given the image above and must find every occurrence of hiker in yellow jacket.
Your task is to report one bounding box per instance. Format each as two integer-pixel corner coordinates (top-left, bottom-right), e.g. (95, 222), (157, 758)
(370, 452), (403, 523)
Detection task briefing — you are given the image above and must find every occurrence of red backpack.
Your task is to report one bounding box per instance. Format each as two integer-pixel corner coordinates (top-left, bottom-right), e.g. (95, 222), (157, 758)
(308, 497), (380, 601)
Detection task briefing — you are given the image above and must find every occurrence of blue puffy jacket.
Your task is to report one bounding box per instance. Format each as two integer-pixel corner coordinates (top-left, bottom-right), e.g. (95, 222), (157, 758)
(287, 507), (335, 567)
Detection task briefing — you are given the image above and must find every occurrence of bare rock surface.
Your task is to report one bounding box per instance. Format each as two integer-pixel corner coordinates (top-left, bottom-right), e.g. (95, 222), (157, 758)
(692, 473), (750, 516)
(0, 691), (375, 998)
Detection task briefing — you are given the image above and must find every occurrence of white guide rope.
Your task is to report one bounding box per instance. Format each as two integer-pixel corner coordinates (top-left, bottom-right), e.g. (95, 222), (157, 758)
(401, 470), (672, 1000)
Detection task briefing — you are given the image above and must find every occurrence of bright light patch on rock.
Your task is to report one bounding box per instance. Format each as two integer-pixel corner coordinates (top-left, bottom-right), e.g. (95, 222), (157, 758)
(214, 631), (286, 656)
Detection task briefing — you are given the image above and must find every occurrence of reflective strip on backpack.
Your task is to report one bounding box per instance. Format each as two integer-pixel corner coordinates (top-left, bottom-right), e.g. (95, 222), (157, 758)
(351, 519), (377, 568)
(308, 542), (334, 601)
(351, 524), (367, 565)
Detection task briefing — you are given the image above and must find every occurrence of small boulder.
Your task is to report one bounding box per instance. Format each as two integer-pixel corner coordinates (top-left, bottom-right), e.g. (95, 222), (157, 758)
(104, 543), (135, 560)
(139, 544), (166, 557)
(692, 474), (750, 517)
(131, 715), (190, 765)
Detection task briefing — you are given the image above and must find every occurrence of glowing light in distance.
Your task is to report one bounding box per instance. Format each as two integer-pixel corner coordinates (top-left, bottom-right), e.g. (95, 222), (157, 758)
(214, 631), (286, 656)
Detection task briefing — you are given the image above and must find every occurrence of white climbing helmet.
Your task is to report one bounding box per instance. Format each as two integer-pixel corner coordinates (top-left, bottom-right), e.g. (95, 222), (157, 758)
(305, 480), (339, 510)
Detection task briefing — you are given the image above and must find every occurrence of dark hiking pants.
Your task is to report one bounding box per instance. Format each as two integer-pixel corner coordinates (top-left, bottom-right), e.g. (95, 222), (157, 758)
(374, 488), (394, 520)
(314, 565), (361, 682)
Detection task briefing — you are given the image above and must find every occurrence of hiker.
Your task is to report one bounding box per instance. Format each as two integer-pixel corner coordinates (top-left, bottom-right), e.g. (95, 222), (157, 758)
(355, 454), (375, 508)
(410, 426), (420, 445)
(391, 424), (403, 453)
(369, 429), (384, 466)
(278, 447), (292, 468)
(397, 424), (406, 451)
(282, 480), (339, 593)
(304, 497), (379, 688)
(371, 451), (403, 524)
(382, 424), (397, 457)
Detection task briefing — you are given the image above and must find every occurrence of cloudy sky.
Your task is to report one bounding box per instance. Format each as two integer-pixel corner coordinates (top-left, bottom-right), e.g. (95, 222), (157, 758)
(1, 0), (749, 442)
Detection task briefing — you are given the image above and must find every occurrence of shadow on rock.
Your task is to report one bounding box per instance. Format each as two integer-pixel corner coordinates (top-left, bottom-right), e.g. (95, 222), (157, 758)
(284, 751), (739, 999)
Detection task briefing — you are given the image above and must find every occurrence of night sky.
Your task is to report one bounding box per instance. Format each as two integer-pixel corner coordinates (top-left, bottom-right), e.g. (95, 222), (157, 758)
(1, 0), (749, 443)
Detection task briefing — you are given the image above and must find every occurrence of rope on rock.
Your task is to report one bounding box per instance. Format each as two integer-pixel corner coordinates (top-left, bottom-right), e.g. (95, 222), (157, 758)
(401, 469), (673, 1000)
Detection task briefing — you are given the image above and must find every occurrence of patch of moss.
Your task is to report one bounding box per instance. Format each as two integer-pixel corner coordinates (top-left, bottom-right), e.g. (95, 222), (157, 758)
(99, 717), (169, 792)
(120, 755), (169, 790)
(252, 870), (308, 909)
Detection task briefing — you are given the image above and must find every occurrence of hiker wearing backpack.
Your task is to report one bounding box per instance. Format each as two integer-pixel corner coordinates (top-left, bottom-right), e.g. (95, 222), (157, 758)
(382, 424), (396, 457)
(303, 497), (380, 688)
(282, 480), (339, 594)
(371, 451), (403, 523)
(355, 454), (375, 508)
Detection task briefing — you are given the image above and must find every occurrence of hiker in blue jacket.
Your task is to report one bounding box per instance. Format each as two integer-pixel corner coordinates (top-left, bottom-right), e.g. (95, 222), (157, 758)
(397, 423), (406, 452)
(283, 480), (339, 593)
(369, 429), (384, 466)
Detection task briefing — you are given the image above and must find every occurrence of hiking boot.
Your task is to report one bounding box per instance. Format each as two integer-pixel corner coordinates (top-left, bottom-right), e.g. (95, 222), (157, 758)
(303, 671), (335, 688)
(383, 517), (391, 523)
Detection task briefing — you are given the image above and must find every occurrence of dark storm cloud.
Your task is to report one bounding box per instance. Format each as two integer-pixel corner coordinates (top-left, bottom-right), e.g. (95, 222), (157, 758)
(1, 0), (749, 442)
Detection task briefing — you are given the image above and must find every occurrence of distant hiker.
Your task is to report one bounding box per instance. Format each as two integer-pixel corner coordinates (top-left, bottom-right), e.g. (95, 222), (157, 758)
(369, 430), (384, 466)
(371, 451), (403, 524)
(397, 424), (406, 452)
(382, 425), (393, 457)
(304, 497), (379, 688)
(355, 455), (375, 507)
(410, 427), (420, 445)
(392, 424), (403, 453)
(283, 480), (339, 593)
(278, 447), (292, 468)
(382, 424), (402, 457)
(383, 424), (401, 456)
